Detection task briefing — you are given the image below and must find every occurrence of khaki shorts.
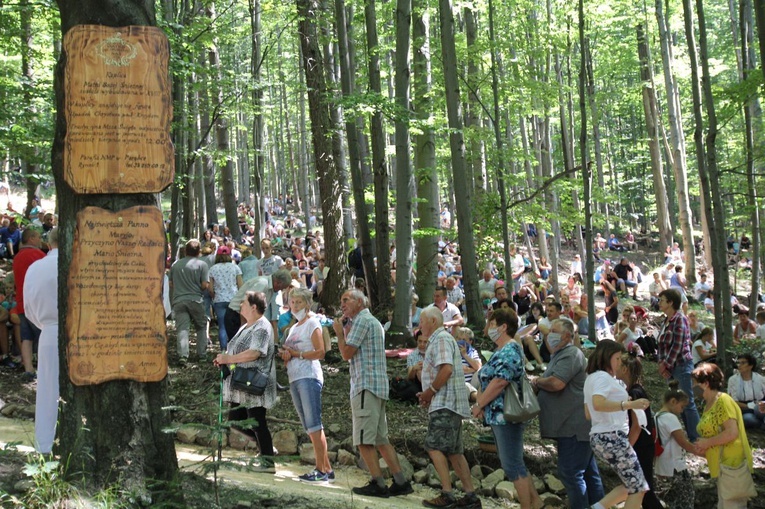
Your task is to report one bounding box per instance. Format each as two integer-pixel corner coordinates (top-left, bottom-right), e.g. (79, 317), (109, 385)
(352, 390), (390, 447)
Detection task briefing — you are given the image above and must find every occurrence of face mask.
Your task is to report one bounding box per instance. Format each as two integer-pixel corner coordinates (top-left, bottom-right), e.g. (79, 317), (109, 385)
(294, 308), (307, 321)
(692, 385), (705, 399)
(487, 328), (501, 342)
(547, 332), (562, 351)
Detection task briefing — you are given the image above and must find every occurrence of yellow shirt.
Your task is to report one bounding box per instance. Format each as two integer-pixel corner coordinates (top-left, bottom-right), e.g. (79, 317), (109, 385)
(697, 393), (752, 478)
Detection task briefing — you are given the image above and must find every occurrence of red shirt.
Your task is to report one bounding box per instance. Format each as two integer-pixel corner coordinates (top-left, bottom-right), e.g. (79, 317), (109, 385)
(13, 246), (45, 315)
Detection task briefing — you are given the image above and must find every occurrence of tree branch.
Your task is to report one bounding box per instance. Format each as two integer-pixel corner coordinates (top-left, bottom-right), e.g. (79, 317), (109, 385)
(505, 164), (582, 209)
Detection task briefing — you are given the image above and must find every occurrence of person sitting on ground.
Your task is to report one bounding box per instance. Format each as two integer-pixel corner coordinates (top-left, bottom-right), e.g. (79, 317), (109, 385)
(693, 273), (711, 302)
(668, 265), (688, 313)
(687, 311), (703, 340)
(537, 256), (552, 280)
(608, 233), (626, 252)
(445, 276), (465, 312)
(625, 230), (637, 251)
(602, 280), (620, 326)
(648, 272), (666, 312)
(519, 302), (548, 372)
(692, 327), (716, 366)
(513, 284), (536, 318)
(740, 234), (751, 251)
(570, 253), (582, 277)
(727, 353), (765, 430)
(561, 274), (582, 306)
(755, 310), (765, 340)
(704, 290), (714, 314)
(613, 258), (638, 300)
(733, 308), (757, 344)
(594, 232), (607, 250)
(670, 242), (683, 262)
(406, 330), (427, 391)
(0, 221), (21, 258)
(661, 262), (675, 284)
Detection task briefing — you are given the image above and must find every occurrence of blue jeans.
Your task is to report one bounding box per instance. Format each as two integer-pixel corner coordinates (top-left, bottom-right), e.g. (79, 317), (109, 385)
(672, 359), (700, 441)
(556, 436), (604, 509)
(203, 290), (213, 318)
(290, 377), (324, 434)
(213, 301), (230, 350)
(742, 408), (765, 430)
(491, 423), (528, 481)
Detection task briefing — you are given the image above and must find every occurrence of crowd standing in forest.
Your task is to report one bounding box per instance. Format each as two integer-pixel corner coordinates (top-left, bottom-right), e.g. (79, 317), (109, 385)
(5, 194), (764, 508)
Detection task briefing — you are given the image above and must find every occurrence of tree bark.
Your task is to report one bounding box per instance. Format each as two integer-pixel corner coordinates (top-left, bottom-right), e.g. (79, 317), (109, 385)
(637, 24), (673, 252)
(53, 0), (179, 500)
(439, 0), (482, 327)
(364, 0), (392, 308)
(412, 0), (439, 308)
(296, 0), (348, 310)
(249, 0), (265, 245)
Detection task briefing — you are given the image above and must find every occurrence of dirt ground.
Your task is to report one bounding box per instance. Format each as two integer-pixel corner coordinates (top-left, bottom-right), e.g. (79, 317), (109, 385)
(1, 245), (764, 507)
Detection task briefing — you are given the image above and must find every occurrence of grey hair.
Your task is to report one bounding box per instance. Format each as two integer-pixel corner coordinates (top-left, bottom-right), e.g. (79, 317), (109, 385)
(346, 288), (369, 308)
(47, 228), (58, 246)
(290, 287), (313, 308)
(272, 269), (292, 288)
(552, 318), (575, 337)
(420, 306), (444, 327)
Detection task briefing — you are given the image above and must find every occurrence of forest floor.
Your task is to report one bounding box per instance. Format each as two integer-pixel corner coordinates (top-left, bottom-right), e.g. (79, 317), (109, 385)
(0, 234), (764, 507)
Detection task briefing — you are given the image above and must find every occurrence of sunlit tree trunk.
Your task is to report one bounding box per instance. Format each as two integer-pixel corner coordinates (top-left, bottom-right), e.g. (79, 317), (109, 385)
(439, 0), (482, 327)
(249, 0), (264, 244)
(464, 5), (484, 194)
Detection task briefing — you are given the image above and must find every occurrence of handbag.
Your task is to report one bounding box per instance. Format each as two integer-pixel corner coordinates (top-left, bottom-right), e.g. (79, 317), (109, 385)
(503, 374), (540, 423)
(230, 350), (273, 396)
(717, 446), (757, 501)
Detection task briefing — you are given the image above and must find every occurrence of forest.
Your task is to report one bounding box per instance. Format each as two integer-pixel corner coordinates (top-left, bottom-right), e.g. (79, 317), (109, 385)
(0, 0), (763, 504)
(0, 0), (762, 353)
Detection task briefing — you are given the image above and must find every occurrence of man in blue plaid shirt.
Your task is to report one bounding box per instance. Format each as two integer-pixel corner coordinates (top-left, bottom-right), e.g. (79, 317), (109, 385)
(334, 289), (413, 498)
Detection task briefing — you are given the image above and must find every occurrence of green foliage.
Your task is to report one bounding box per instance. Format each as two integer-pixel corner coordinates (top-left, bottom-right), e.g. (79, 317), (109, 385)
(727, 336), (765, 369)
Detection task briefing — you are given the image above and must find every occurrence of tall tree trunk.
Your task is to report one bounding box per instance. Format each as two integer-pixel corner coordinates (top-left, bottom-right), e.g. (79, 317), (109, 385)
(637, 24), (673, 251)
(740, 0), (761, 314)
(20, 0), (39, 216)
(206, 4), (238, 233)
(53, 0), (179, 499)
(249, 0), (264, 248)
(335, 0), (378, 306)
(297, 0), (348, 309)
(464, 5), (484, 195)
(392, 0), (414, 335)
(365, 0), (392, 308)
(683, 0), (733, 373)
(656, 0), (698, 281)
(439, 0), (482, 327)
(412, 0), (439, 307)
(583, 42), (610, 240)
(199, 54), (217, 230)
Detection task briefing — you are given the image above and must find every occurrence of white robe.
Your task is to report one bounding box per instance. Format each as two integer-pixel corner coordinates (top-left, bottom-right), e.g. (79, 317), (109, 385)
(23, 248), (58, 454)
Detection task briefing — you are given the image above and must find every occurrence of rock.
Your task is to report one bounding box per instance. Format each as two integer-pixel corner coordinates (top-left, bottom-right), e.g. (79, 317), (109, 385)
(544, 473), (565, 494)
(412, 456), (429, 468)
(299, 443), (316, 465)
(495, 481), (517, 501)
(176, 424), (200, 444)
(328, 423), (341, 434)
(412, 469), (429, 484)
(532, 475), (545, 493)
(328, 451), (337, 462)
(339, 436), (355, 452)
(337, 449), (356, 466)
(325, 437), (340, 452)
(228, 429), (250, 450)
(379, 453), (414, 481)
(540, 492), (565, 507)
(481, 468), (505, 493)
(13, 479), (35, 492)
(195, 428), (226, 448)
(470, 464), (485, 481)
(455, 476), (480, 492)
(272, 430), (298, 455)
(0, 403), (18, 417)
(18, 405), (35, 419)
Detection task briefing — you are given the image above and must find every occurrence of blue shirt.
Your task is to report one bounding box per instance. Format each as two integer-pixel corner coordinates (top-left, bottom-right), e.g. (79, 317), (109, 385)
(478, 341), (525, 426)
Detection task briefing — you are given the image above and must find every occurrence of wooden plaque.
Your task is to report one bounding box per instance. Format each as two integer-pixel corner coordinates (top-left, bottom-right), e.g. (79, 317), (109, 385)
(63, 25), (174, 193)
(67, 206), (168, 385)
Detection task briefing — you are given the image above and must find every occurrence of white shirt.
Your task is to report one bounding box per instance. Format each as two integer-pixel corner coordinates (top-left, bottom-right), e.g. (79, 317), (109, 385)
(655, 411), (687, 476)
(429, 302), (462, 331)
(571, 260), (582, 276)
(691, 339), (714, 365)
(584, 371), (629, 435)
(694, 281), (711, 301)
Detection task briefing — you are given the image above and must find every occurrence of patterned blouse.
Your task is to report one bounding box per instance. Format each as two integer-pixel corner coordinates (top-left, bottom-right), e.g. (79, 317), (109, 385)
(478, 341), (524, 426)
(208, 261), (242, 303)
(223, 315), (277, 409)
(697, 392), (752, 478)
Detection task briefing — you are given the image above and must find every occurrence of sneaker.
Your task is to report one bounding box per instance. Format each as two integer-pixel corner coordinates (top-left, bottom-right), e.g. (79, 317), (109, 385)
(389, 480), (413, 496)
(423, 492), (457, 508)
(327, 470), (336, 483)
(298, 469), (329, 483)
(178, 357), (188, 366)
(524, 361), (535, 373)
(538, 363), (547, 371)
(0, 356), (18, 369)
(456, 494), (482, 509)
(20, 371), (36, 382)
(352, 479), (389, 498)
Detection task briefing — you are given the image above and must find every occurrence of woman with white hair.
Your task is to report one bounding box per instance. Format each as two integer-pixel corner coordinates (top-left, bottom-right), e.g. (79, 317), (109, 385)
(279, 288), (334, 483)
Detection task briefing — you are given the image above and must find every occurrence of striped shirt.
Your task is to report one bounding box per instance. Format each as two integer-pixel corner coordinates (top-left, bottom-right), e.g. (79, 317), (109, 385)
(345, 308), (389, 400)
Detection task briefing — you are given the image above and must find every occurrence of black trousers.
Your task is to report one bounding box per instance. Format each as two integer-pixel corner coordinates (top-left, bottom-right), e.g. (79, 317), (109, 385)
(229, 403), (274, 457)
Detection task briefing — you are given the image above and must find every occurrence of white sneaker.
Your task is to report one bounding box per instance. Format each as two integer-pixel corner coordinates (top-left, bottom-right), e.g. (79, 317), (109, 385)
(539, 363), (547, 371)
(525, 362), (535, 372)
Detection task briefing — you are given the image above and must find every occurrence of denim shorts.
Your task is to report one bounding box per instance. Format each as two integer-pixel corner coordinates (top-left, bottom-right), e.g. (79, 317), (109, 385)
(290, 377), (324, 434)
(19, 313), (40, 342)
(492, 422), (528, 481)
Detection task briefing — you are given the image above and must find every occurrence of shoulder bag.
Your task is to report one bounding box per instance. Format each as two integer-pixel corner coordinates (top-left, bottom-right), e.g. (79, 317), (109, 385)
(503, 374), (540, 423)
(230, 348), (274, 396)
(717, 439), (757, 501)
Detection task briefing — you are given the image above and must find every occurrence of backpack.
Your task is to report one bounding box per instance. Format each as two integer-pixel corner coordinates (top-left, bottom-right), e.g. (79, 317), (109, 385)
(389, 377), (420, 405)
(654, 411), (667, 457)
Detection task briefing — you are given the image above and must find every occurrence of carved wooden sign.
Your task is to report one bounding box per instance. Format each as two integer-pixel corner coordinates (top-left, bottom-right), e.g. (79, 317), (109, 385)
(63, 25), (174, 193)
(67, 206), (168, 385)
